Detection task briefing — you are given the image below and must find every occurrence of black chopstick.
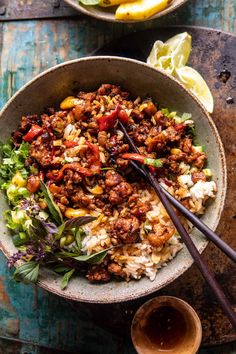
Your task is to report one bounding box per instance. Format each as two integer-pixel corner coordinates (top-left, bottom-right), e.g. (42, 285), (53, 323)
(160, 186), (236, 262)
(118, 121), (236, 328)
(129, 159), (236, 263)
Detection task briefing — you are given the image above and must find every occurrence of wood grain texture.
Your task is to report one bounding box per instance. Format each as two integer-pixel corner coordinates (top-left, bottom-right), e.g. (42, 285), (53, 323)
(0, 0), (236, 352)
(0, 0), (78, 21)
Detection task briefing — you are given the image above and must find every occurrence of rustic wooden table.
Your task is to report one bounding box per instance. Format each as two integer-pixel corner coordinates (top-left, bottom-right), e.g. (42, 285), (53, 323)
(0, 0), (235, 353)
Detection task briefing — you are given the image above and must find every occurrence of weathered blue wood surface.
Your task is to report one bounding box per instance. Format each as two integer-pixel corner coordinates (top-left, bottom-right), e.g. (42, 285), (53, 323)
(0, 0), (236, 352)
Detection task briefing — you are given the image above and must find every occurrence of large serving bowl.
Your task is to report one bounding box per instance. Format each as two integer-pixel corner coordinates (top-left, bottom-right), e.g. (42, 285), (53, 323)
(64, 0), (188, 23)
(0, 57), (226, 303)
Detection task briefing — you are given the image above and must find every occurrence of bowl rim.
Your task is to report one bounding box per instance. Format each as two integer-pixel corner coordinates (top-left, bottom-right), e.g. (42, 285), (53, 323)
(0, 56), (227, 303)
(64, 0), (189, 23)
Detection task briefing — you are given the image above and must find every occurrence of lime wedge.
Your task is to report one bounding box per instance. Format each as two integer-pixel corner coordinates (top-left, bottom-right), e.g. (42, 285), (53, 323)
(175, 66), (214, 113)
(147, 32), (214, 114)
(147, 32), (192, 74)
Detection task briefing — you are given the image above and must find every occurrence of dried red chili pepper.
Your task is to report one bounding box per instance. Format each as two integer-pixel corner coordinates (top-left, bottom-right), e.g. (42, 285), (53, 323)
(46, 163), (94, 182)
(64, 141), (79, 148)
(86, 141), (101, 174)
(121, 153), (146, 163)
(97, 104), (120, 131)
(121, 153), (163, 168)
(118, 109), (129, 124)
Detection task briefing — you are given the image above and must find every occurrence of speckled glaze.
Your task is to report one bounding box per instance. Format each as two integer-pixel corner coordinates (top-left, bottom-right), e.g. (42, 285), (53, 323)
(0, 57), (226, 303)
(64, 0), (188, 23)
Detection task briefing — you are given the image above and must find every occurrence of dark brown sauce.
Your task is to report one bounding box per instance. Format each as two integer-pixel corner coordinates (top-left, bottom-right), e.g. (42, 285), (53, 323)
(143, 305), (187, 350)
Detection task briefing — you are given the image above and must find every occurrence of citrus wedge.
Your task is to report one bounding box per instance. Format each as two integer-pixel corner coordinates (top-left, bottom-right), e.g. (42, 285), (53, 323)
(175, 66), (214, 113)
(147, 32), (192, 74)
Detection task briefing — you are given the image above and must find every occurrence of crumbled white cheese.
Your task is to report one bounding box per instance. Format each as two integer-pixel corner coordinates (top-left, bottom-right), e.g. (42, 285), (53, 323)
(183, 119), (194, 126)
(64, 124), (76, 138)
(190, 180), (216, 200)
(177, 174), (194, 187)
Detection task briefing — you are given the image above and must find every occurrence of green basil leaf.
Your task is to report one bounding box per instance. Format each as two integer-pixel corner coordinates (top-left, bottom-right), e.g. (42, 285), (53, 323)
(60, 269), (75, 290)
(56, 251), (81, 258)
(12, 233), (28, 247)
(13, 261), (39, 283)
(40, 181), (63, 226)
(75, 228), (86, 252)
(54, 224), (65, 241)
(78, 0), (99, 5)
(73, 248), (110, 264)
(53, 265), (72, 274)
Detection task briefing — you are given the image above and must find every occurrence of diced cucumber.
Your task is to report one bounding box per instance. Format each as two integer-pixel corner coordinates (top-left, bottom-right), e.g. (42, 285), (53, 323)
(174, 116), (182, 124)
(193, 145), (203, 153)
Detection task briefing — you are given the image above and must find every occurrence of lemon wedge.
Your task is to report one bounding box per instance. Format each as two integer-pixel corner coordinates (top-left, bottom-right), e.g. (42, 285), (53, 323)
(175, 66), (214, 114)
(147, 32), (192, 74)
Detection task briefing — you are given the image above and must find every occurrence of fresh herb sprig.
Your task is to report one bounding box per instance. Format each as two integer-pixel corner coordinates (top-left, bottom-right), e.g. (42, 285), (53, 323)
(9, 183), (110, 289)
(0, 140), (30, 184)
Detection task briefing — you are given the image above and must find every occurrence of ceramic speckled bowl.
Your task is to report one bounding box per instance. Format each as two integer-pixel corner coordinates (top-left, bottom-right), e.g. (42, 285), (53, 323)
(64, 0), (188, 23)
(0, 57), (226, 303)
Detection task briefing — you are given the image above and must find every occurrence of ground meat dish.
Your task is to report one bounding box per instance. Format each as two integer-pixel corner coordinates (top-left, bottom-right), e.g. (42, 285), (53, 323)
(11, 84), (216, 284)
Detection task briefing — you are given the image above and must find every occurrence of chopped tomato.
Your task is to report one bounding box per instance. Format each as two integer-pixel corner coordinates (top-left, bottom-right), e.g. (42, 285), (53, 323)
(174, 123), (185, 131)
(23, 125), (44, 142)
(26, 175), (41, 194)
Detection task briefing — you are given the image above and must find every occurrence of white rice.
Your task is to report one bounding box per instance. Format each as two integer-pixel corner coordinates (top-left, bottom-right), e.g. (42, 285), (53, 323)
(79, 174), (216, 282)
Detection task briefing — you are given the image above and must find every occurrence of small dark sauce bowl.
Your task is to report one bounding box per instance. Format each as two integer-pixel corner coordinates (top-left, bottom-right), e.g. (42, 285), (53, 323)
(131, 296), (202, 354)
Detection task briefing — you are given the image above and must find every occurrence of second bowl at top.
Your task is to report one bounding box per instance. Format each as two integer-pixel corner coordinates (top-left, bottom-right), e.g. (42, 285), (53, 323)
(64, 0), (188, 23)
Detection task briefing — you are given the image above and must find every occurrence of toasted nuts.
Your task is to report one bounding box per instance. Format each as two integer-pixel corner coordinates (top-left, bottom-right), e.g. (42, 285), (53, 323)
(60, 96), (81, 110)
(87, 185), (104, 195)
(65, 208), (88, 218)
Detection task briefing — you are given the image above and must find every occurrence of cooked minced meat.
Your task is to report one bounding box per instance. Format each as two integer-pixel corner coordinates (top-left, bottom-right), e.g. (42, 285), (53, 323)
(10, 83), (215, 284)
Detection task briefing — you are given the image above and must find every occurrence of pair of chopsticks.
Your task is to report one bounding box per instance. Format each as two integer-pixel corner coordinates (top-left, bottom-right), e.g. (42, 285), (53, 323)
(118, 121), (236, 329)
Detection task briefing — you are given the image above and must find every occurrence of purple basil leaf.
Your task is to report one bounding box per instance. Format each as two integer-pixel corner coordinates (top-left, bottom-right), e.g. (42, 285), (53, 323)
(64, 216), (97, 231)
(40, 219), (58, 234)
(30, 217), (58, 238)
